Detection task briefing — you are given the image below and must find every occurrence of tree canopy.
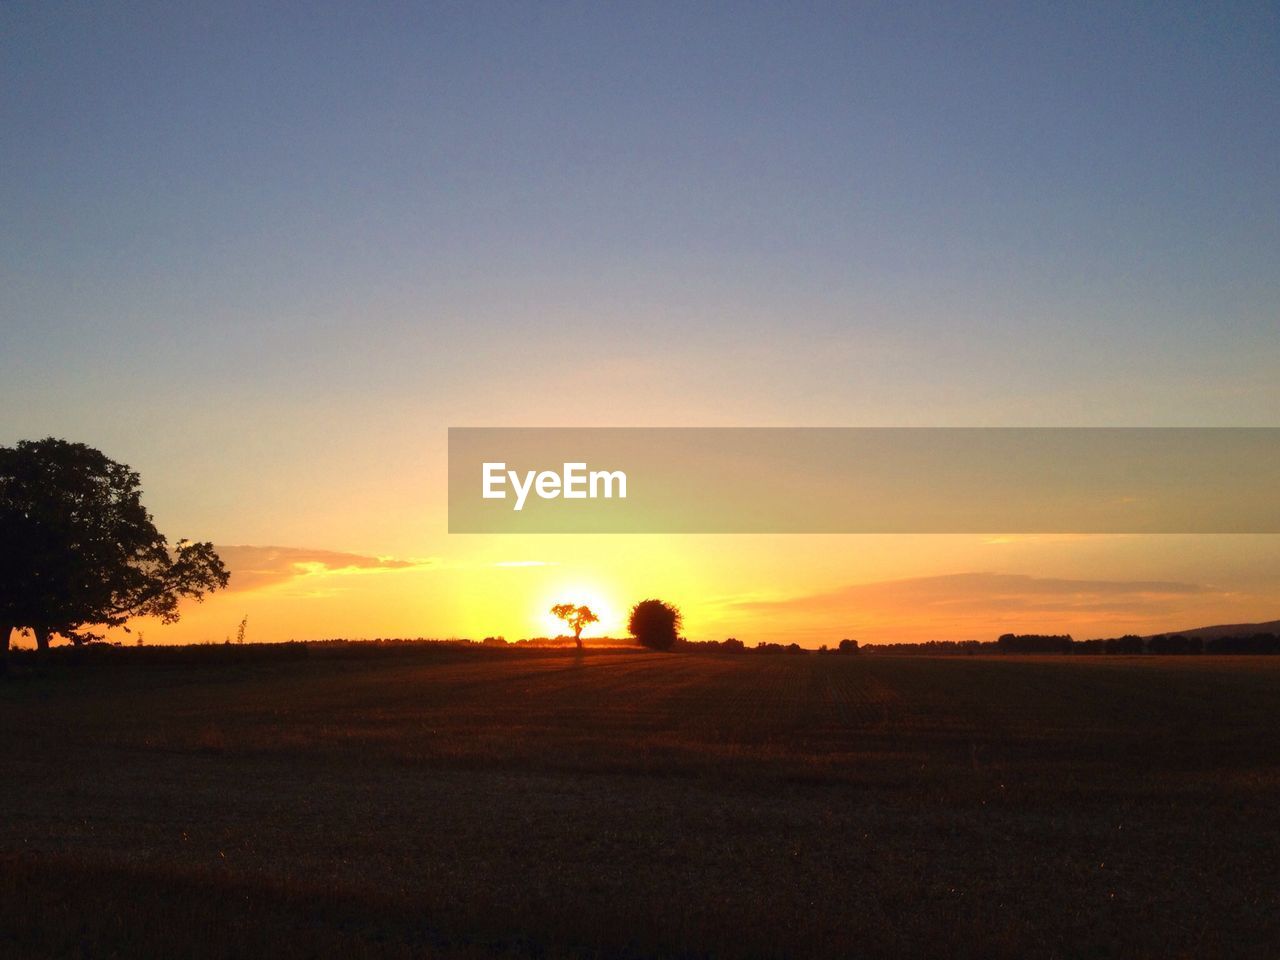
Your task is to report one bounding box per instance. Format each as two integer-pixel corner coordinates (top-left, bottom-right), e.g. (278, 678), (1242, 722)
(550, 603), (599, 649)
(628, 599), (681, 651)
(0, 439), (229, 661)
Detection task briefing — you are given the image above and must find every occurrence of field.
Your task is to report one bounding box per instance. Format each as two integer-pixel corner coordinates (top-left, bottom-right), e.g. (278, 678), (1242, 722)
(2, 646), (1278, 959)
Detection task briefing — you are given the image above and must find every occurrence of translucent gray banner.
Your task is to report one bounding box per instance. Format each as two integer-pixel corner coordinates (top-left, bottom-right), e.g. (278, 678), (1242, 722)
(448, 428), (1280, 533)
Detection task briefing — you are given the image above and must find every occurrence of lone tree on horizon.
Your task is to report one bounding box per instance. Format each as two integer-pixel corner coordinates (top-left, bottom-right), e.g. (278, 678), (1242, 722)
(550, 603), (599, 650)
(629, 599), (681, 651)
(0, 438), (230, 670)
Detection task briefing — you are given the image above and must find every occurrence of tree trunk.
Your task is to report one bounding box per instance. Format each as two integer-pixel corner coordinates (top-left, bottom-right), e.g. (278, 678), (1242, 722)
(34, 626), (51, 654)
(574, 628), (583, 650)
(0, 623), (11, 674)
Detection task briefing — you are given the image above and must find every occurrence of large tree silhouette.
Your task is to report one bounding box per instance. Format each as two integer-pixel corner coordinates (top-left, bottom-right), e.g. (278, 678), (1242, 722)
(0, 439), (229, 668)
(550, 603), (599, 650)
(628, 599), (681, 651)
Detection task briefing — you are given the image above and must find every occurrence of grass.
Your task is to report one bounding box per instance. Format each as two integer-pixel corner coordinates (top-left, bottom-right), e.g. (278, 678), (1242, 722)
(2, 646), (1278, 958)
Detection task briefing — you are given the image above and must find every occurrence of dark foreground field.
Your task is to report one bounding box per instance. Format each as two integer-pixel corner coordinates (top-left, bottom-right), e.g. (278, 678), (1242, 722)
(2, 647), (1278, 959)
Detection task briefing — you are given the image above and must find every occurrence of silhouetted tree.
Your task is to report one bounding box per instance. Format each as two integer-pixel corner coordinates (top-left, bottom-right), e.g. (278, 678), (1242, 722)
(1104, 634), (1145, 655)
(1205, 632), (1280, 654)
(628, 599), (681, 651)
(1148, 634), (1201, 655)
(550, 603), (599, 650)
(0, 439), (229, 669)
(996, 633), (1073, 654)
(838, 638), (860, 655)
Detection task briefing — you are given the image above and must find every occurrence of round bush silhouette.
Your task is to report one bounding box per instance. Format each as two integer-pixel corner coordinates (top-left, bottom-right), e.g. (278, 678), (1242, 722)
(628, 599), (681, 651)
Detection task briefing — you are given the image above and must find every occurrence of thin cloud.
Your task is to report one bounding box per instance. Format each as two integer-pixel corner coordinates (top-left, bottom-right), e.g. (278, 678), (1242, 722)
(732, 572), (1215, 619)
(982, 534), (1127, 546)
(214, 545), (438, 592)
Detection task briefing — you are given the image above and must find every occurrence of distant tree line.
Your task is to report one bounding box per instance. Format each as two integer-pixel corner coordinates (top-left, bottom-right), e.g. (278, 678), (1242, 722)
(862, 633), (1280, 655)
(864, 640), (991, 656)
(997, 633), (1074, 653)
(1004, 632), (1280, 655)
(677, 637), (746, 653)
(649, 630), (1280, 656)
(672, 638), (861, 655)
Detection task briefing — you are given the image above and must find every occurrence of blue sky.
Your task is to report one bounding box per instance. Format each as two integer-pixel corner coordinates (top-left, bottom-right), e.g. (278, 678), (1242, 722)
(6, 3), (1276, 431)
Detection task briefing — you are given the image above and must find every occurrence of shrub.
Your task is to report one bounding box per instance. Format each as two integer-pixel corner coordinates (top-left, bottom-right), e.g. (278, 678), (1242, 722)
(628, 599), (681, 651)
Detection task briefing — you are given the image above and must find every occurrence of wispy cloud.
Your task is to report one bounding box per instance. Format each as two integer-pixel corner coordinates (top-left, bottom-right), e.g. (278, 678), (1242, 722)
(717, 572), (1233, 642)
(215, 545), (438, 592)
(982, 534), (1128, 546)
(733, 572), (1212, 618)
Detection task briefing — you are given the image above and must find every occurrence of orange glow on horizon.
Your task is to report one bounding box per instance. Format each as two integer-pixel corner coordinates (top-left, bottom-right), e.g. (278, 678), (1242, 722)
(72, 534), (1280, 651)
(539, 584), (624, 638)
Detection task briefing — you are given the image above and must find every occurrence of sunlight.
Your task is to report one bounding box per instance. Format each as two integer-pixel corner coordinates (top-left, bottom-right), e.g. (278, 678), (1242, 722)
(539, 584), (622, 638)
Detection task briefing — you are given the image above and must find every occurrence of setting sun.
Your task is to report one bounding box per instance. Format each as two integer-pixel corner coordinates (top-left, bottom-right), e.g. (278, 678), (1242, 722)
(539, 585), (622, 639)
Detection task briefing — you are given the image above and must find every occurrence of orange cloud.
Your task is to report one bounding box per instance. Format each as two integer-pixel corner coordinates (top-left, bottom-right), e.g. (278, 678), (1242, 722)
(214, 545), (438, 592)
(721, 572), (1230, 643)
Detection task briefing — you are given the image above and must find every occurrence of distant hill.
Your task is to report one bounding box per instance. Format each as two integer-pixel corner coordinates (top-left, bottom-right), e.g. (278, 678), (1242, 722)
(1148, 619), (1280, 639)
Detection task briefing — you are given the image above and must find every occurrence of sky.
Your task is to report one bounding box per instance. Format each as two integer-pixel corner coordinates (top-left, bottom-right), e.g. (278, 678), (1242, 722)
(3, 2), (1278, 645)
